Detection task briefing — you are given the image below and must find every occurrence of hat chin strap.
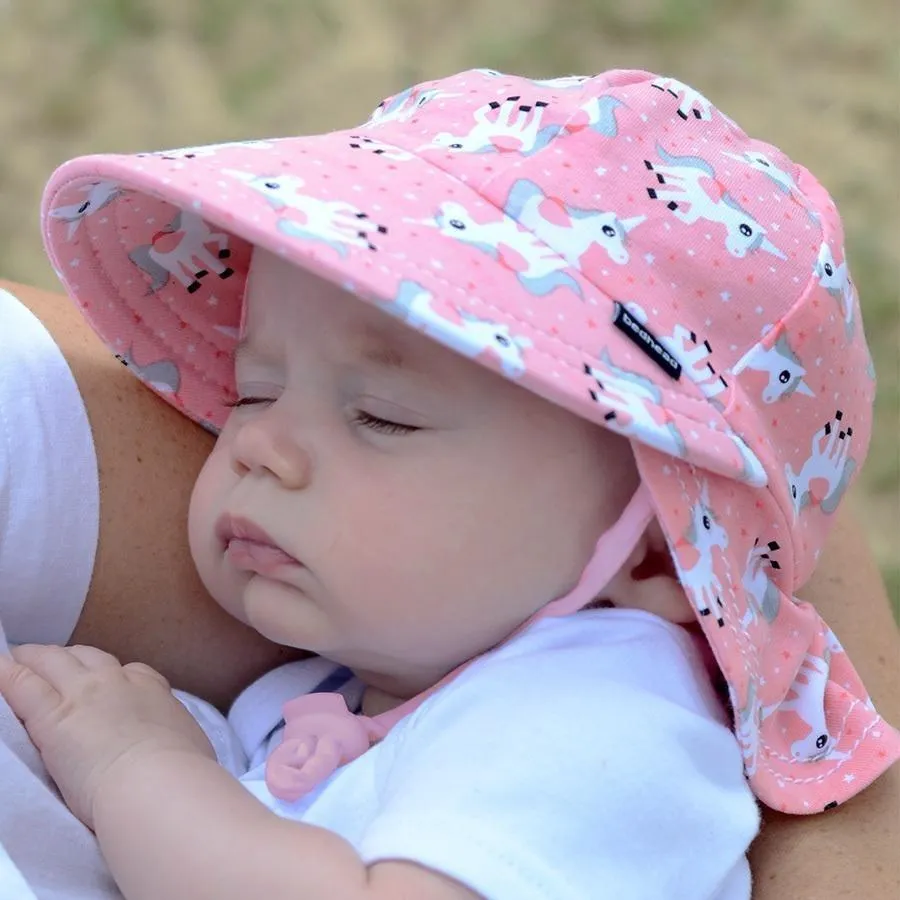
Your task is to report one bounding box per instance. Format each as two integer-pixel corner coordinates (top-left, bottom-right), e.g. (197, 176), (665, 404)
(263, 485), (655, 803)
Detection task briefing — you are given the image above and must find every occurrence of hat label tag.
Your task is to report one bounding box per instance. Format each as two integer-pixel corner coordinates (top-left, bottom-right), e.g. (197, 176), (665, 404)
(612, 302), (682, 380)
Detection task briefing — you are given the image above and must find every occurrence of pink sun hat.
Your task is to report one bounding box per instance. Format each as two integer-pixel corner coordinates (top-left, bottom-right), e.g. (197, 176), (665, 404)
(42, 67), (899, 813)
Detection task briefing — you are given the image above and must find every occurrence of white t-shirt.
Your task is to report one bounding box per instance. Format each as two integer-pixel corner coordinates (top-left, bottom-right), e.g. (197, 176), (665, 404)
(0, 287), (117, 899)
(187, 609), (759, 900)
(0, 287), (99, 647)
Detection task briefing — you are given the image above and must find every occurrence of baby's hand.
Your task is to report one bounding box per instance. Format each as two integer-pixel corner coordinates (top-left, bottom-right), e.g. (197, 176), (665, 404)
(0, 644), (214, 830)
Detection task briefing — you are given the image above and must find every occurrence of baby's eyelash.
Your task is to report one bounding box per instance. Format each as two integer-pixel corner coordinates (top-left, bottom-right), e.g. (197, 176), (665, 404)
(222, 400), (419, 435)
(223, 396), (270, 408)
(354, 410), (419, 435)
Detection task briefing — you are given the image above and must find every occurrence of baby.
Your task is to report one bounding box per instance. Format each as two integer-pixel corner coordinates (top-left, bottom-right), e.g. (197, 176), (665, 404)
(2, 68), (898, 900)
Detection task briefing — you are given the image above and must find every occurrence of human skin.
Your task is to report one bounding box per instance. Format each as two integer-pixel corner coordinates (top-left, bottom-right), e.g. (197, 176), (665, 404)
(1, 278), (301, 711)
(187, 251), (649, 704)
(3, 278), (898, 898)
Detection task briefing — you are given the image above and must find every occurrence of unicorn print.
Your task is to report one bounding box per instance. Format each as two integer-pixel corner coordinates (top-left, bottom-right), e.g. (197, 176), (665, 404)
(347, 135), (413, 162)
(650, 76), (718, 122)
(365, 86), (458, 127)
(476, 70), (591, 90)
(48, 180), (126, 240)
(739, 539), (782, 629)
(721, 148), (816, 216)
(564, 95), (625, 138)
(814, 241), (856, 338)
(530, 74), (591, 89)
(422, 95), (560, 155)
(223, 171), (388, 255)
(420, 201), (583, 298)
(504, 179), (645, 266)
(128, 210), (234, 294)
(144, 139), (275, 161)
(819, 625), (875, 711)
(584, 353), (686, 458)
(674, 482), (729, 626)
(659, 324), (729, 404)
(734, 680), (766, 776)
(115, 350), (180, 395)
(731, 431), (768, 487)
(645, 145), (786, 260)
(779, 650), (850, 762)
(384, 280), (532, 377)
(785, 411), (857, 518)
(734, 325), (815, 404)
(864, 344), (877, 382)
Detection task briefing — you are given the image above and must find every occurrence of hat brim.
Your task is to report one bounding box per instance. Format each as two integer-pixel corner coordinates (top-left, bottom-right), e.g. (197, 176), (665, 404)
(42, 133), (764, 485)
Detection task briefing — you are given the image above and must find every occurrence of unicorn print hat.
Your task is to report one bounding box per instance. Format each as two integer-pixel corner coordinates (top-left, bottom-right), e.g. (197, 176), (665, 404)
(42, 68), (899, 813)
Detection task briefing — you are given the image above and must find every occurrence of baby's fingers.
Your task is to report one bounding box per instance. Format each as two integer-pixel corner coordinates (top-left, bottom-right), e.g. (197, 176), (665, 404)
(0, 651), (62, 731)
(11, 643), (92, 685)
(123, 661), (171, 690)
(67, 645), (122, 669)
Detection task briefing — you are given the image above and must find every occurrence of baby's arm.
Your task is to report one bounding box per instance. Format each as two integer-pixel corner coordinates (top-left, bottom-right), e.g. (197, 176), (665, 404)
(92, 748), (476, 900)
(0, 643), (476, 900)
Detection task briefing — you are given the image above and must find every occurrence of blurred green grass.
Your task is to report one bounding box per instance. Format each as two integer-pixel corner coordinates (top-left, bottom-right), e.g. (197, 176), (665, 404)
(1, 0), (897, 617)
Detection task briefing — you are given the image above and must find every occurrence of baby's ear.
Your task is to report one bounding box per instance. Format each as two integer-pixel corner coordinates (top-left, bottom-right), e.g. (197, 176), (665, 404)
(600, 520), (694, 624)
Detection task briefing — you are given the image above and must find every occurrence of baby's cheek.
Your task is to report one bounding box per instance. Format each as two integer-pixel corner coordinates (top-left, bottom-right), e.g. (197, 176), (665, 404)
(186, 452), (232, 597)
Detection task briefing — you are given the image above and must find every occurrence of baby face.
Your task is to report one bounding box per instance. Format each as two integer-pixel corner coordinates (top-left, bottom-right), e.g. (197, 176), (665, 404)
(189, 250), (637, 698)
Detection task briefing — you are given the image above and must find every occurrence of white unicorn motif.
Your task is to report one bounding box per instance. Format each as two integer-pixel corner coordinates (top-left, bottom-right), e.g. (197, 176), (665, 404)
(721, 148), (816, 216)
(731, 431), (768, 487)
(814, 241), (856, 338)
(504, 178), (645, 266)
(779, 649), (850, 762)
(566, 95), (626, 138)
(785, 411), (857, 518)
(418, 201), (583, 298)
(645, 145), (786, 260)
(144, 139), (275, 161)
(48, 180), (126, 240)
(650, 76), (720, 122)
(128, 210), (234, 294)
(115, 349), (180, 395)
(734, 325), (815, 404)
(739, 539), (782, 629)
(820, 626), (874, 710)
(530, 74), (591, 89)
(584, 353), (686, 458)
(675, 482), (729, 626)
(476, 70), (591, 90)
(347, 135), (413, 162)
(734, 680), (766, 776)
(659, 324), (729, 404)
(365, 87), (459, 127)
(223, 171), (388, 255)
(422, 96), (560, 156)
(385, 281), (532, 377)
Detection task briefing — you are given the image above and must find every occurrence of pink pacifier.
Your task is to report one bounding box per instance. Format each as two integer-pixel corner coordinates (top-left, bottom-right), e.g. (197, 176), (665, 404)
(265, 693), (386, 802)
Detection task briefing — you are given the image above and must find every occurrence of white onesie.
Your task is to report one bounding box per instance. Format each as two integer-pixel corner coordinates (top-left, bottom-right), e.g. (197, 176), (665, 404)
(184, 609), (760, 900)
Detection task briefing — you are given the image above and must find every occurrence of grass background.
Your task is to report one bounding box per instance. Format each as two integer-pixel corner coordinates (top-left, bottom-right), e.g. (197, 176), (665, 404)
(1, 0), (897, 616)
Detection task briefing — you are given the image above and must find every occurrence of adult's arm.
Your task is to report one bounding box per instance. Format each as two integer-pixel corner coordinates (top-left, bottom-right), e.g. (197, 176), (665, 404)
(750, 497), (899, 899)
(3, 279), (300, 710)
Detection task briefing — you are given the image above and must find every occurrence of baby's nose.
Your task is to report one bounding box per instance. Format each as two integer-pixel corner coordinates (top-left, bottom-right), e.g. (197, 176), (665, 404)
(230, 415), (313, 489)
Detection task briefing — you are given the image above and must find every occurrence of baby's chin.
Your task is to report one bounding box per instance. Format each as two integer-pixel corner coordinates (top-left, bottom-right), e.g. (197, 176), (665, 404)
(237, 574), (326, 651)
